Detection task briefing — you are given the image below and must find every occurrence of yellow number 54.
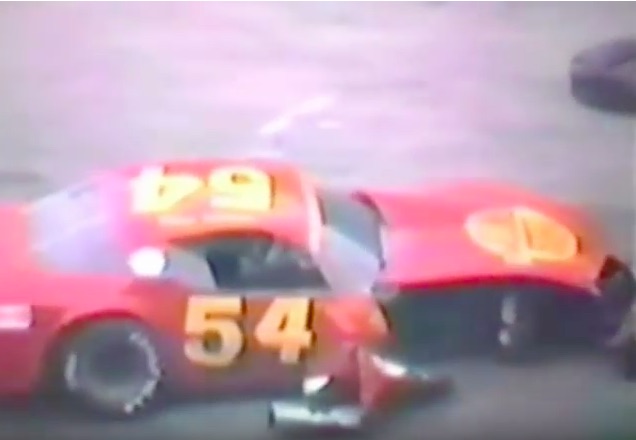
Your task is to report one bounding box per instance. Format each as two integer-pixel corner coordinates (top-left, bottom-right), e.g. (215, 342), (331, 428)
(184, 296), (315, 367)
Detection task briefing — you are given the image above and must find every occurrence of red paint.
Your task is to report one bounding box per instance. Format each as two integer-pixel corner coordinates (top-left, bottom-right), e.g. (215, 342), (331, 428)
(0, 160), (615, 401)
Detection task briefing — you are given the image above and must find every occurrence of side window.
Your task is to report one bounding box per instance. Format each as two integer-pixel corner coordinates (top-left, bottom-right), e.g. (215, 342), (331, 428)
(164, 247), (218, 290)
(177, 233), (327, 291)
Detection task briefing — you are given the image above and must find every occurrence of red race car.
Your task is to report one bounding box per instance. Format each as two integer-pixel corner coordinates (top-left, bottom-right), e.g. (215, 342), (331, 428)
(0, 158), (633, 419)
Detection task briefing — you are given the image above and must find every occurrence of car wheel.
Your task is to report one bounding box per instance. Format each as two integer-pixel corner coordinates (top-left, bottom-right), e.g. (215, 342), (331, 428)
(497, 292), (541, 362)
(54, 319), (163, 418)
(570, 38), (636, 114)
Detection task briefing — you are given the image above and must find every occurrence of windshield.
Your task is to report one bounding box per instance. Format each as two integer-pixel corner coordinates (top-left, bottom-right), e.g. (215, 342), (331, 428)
(28, 180), (128, 274)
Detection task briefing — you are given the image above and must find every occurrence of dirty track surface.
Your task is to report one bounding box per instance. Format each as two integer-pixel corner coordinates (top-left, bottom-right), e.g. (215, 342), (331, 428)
(0, 2), (635, 440)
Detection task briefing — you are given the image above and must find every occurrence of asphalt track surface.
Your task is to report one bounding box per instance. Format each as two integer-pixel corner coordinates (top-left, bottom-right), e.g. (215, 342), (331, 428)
(0, 2), (635, 440)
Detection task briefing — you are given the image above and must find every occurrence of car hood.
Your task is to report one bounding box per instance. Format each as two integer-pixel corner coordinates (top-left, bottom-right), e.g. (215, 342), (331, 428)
(364, 181), (610, 290)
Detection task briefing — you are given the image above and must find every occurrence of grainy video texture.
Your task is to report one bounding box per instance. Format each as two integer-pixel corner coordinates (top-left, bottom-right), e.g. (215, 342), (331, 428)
(0, 2), (634, 440)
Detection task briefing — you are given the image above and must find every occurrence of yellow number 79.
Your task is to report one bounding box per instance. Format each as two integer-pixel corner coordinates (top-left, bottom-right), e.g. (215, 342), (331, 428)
(184, 296), (315, 367)
(131, 166), (274, 215)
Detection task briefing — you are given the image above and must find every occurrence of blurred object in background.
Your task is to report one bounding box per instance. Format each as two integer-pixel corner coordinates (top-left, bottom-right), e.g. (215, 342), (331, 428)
(570, 37), (636, 115)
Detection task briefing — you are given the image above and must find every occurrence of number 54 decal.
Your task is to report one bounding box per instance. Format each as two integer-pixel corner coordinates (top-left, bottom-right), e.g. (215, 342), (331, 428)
(184, 296), (314, 367)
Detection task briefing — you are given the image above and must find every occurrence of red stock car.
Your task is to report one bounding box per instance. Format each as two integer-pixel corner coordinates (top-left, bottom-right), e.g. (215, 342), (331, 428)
(0, 158), (633, 423)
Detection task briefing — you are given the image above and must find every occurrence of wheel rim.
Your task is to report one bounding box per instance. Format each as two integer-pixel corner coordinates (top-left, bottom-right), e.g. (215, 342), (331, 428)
(65, 332), (161, 412)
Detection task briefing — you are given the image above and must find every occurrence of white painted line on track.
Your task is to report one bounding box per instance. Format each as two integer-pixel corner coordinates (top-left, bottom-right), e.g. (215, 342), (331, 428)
(242, 92), (339, 159)
(257, 93), (338, 138)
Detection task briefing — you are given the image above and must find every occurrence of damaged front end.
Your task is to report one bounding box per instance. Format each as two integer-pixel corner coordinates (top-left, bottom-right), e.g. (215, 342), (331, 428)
(267, 346), (453, 433)
(266, 225), (454, 433)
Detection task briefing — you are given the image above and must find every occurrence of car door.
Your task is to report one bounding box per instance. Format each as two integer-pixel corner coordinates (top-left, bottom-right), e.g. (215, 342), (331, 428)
(163, 231), (344, 398)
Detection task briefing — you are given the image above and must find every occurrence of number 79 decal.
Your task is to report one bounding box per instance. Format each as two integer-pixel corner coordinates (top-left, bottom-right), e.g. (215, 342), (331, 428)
(184, 296), (315, 367)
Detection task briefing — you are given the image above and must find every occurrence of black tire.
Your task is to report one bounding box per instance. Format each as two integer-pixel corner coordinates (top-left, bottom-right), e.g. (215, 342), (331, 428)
(620, 338), (636, 381)
(570, 38), (636, 114)
(53, 319), (164, 418)
(496, 291), (542, 362)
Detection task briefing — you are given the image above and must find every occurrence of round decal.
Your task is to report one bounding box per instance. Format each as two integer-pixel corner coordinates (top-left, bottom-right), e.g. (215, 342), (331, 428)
(465, 207), (579, 265)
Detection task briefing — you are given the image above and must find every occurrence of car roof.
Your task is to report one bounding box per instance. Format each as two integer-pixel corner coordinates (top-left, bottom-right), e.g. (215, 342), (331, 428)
(102, 158), (322, 253)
